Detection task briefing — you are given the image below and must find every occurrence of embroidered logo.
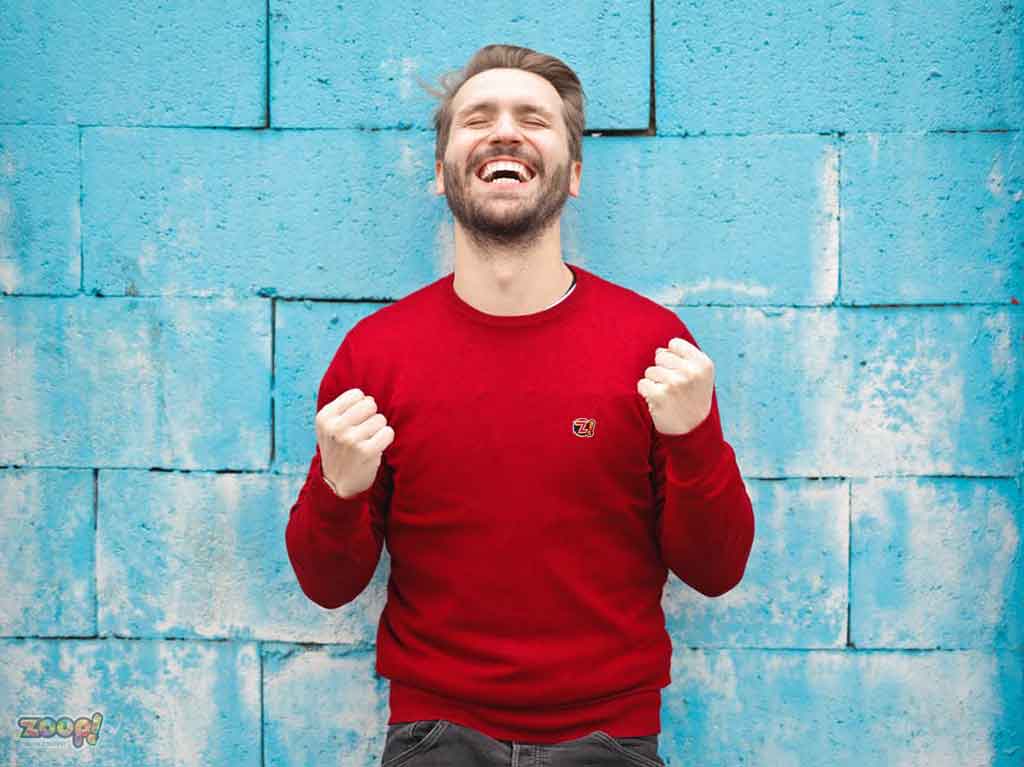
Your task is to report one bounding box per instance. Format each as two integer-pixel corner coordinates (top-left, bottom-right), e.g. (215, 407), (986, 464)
(572, 417), (596, 438)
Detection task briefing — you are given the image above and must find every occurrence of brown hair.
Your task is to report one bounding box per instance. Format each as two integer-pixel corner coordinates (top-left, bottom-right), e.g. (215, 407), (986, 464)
(417, 44), (586, 166)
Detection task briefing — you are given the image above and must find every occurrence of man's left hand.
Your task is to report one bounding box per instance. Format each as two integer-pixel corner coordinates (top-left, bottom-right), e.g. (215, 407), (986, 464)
(636, 337), (715, 436)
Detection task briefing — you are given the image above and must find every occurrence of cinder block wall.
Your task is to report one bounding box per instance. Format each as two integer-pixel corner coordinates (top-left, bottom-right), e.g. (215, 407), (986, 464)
(1, 1), (1021, 765)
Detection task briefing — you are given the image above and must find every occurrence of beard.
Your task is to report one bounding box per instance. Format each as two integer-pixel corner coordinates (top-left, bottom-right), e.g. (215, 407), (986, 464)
(441, 155), (571, 252)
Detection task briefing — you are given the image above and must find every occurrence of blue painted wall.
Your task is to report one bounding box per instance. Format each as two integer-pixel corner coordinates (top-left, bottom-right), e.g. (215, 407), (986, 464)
(1, 1), (1021, 765)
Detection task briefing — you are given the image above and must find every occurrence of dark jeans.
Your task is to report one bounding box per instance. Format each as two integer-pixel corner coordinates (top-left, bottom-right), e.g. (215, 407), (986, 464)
(380, 719), (665, 766)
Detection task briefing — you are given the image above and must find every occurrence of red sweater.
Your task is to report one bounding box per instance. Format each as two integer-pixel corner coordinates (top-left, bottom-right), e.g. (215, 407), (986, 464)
(285, 263), (755, 743)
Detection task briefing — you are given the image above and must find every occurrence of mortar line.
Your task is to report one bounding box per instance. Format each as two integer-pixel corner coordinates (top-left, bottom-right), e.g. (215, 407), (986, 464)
(264, 0), (271, 127)
(649, 0), (656, 134)
(847, 480), (853, 648)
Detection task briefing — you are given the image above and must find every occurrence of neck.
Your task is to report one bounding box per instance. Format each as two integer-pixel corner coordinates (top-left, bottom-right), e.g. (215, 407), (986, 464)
(451, 219), (573, 316)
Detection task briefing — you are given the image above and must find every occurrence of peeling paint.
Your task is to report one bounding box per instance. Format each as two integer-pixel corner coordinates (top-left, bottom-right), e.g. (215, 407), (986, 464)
(379, 56), (420, 101)
(435, 215), (454, 276)
(649, 277), (773, 305)
(816, 143), (840, 300)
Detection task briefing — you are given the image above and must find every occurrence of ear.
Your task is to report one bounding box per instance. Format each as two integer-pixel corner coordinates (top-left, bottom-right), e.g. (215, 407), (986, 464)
(434, 159), (445, 195)
(568, 160), (583, 198)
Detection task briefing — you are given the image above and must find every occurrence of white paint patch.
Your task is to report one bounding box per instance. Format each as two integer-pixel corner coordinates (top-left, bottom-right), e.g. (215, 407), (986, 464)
(181, 175), (206, 194)
(0, 640), (48, 704)
(121, 641), (220, 766)
(860, 651), (996, 766)
(648, 277), (773, 305)
(153, 476), (207, 635)
(815, 143), (840, 301)
(139, 240), (158, 272)
(986, 152), (1004, 197)
(0, 195), (13, 248)
(435, 216), (454, 276)
(865, 329), (963, 473)
(822, 316), (965, 475)
(201, 473), (246, 636)
(56, 642), (100, 724)
(0, 147), (15, 177)
(982, 312), (1015, 385)
(0, 260), (18, 293)
(164, 284), (217, 298)
(559, 203), (585, 268)
(983, 135), (1020, 246)
(0, 193), (16, 292)
(398, 140), (425, 178)
(379, 57), (420, 101)
(154, 202), (203, 259)
(802, 308), (842, 472)
(806, 649), (848, 678)
(236, 424), (267, 469)
(236, 642), (261, 718)
(69, 199), (81, 285)
(99, 323), (159, 464)
(752, 741), (801, 766)
(866, 132), (880, 166)
(0, 472), (43, 628)
(265, 649), (386, 763)
(165, 300), (210, 467)
(679, 650), (740, 705)
(859, 479), (1019, 646)
(922, 482), (1015, 645)
(0, 312), (40, 458)
(172, 216), (202, 252)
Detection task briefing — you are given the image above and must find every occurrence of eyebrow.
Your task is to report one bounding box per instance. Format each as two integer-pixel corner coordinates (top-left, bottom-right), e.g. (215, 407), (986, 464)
(454, 101), (556, 121)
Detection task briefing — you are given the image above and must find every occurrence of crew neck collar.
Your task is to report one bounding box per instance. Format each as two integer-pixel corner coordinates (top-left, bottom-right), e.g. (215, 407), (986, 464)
(445, 263), (587, 328)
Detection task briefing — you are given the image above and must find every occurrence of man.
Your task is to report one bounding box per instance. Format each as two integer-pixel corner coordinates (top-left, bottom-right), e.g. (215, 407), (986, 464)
(285, 43), (755, 766)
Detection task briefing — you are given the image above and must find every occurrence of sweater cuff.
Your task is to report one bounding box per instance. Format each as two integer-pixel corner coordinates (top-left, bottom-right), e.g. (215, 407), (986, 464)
(310, 457), (373, 521)
(657, 405), (727, 482)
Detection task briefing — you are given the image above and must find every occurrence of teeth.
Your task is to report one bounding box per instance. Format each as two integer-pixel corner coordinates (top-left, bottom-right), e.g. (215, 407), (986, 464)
(479, 160), (532, 182)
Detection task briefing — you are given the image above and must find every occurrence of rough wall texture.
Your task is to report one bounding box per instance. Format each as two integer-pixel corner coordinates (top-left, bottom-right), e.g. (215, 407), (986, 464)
(0, 1), (1021, 765)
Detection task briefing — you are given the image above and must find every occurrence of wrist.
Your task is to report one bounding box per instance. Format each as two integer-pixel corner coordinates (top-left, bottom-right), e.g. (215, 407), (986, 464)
(321, 472), (344, 498)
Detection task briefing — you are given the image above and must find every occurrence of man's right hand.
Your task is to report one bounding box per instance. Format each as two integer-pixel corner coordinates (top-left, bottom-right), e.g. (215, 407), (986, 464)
(315, 388), (395, 499)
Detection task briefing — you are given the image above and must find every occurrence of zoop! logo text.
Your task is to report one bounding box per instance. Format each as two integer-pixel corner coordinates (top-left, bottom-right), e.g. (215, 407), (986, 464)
(18, 712), (104, 748)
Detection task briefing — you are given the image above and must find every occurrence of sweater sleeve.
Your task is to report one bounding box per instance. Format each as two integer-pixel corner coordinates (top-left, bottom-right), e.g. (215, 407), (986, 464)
(650, 328), (755, 598)
(284, 332), (393, 609)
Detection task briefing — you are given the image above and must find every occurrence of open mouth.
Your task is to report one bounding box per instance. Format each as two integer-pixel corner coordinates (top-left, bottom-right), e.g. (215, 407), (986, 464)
(475, 159), (536, 187)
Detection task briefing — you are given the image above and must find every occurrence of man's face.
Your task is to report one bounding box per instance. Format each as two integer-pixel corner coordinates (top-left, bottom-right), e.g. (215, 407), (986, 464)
(435, 68), (583, 248)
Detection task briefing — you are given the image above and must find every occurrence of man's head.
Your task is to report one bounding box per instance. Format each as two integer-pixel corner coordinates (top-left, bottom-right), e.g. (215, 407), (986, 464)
(419, 44), (586, 249)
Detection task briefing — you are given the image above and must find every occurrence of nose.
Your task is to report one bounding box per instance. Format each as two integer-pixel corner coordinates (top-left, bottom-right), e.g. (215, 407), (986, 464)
(487, 111), (523, 144)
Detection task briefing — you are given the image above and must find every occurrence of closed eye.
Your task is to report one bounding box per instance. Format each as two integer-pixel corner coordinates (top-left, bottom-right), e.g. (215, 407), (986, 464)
(464, 119), (547, 128)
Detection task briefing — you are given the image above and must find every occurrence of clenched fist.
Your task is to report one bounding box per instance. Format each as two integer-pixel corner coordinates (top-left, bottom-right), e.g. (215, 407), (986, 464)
(315, 388), (395, 499)
(636, 336), (715, 436)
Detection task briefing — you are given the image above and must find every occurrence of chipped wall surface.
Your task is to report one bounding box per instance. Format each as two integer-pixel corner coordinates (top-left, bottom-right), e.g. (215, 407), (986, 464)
(0, 0), (1021, 765)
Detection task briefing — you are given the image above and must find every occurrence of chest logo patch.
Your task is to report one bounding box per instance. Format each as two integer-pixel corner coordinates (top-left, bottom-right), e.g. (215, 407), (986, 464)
(572, 417), (596, 438)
